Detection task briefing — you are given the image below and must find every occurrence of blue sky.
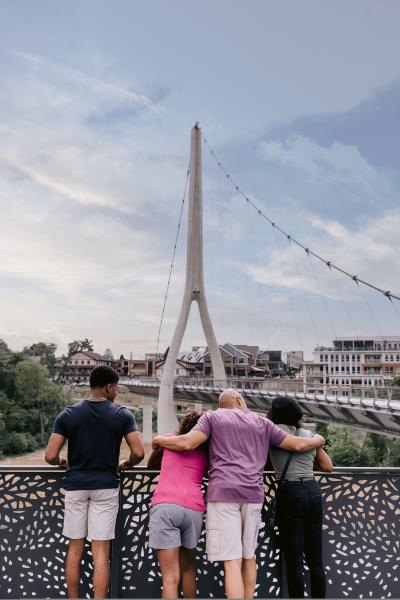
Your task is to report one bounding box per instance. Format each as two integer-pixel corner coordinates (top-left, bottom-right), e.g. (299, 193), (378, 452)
(1, 0), (400, 358)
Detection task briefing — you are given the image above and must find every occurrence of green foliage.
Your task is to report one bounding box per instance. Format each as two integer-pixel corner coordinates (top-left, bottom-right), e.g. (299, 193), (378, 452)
(328, 427), (362, 466)
(359, 433), (387, 465)
(385, 438), (400, 466)
(0, 339), (69, 457)
(316, 423), (400, 467)
(23, 342), (58, 377)
(314, 423), (331, 448)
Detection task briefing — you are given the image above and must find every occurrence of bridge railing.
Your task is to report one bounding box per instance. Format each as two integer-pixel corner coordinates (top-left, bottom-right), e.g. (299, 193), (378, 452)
(127, 375), (400, 396)
(0, 466), (399, 599)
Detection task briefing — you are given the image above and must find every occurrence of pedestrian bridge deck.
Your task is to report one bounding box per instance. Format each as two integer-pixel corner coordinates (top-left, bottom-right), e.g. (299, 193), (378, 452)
(125, 378), (400, 437)
(0, 466), (399, 598)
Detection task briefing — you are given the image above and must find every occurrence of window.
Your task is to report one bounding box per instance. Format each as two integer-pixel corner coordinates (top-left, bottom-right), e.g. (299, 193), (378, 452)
(75, 360), (78, 364)
(320, 355), (323, 362)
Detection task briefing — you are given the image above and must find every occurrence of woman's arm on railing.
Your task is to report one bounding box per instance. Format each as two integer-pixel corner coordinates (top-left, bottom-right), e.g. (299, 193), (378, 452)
(314, 447), (333, 472)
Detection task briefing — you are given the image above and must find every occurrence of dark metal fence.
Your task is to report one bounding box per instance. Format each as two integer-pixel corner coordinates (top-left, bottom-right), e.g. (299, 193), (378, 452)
(0, 467), (399, 598)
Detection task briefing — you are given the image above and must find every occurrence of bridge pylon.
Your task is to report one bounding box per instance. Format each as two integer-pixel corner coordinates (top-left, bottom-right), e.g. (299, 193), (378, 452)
(157, 122), (227, 433)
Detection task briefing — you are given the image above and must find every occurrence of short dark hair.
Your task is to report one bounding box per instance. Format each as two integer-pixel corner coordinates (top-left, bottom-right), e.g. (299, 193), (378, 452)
(90, 366), (119, 389)
(178, 410), (202, 435)
(268, 396), (302, 426)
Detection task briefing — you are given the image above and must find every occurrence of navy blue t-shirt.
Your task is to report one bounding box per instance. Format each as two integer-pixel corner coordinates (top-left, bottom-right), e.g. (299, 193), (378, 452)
(52, 399), (138, 491)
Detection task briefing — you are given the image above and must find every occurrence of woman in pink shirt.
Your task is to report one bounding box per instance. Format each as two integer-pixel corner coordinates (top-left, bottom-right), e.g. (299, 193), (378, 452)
(148, 411), (208, 599)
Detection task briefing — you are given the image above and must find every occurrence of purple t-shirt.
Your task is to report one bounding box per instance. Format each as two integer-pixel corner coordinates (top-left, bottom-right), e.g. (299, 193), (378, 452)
(193, 408), (287, 503)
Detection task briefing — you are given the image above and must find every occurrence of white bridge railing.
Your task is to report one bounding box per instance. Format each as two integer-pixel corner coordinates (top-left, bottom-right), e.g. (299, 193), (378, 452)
(123, 377), (400, 415)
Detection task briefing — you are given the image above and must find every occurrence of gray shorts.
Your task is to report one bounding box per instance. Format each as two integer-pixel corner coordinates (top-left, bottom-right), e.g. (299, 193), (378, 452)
(149, 503), (204, 550)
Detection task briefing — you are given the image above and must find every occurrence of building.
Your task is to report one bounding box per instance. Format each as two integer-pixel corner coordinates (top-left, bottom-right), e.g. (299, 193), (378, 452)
(116, 356), (155, 378)
(256, 350), (286, 377)
(155, 358), (197, 379)
(284, 351), (304, 371)
(61, 351), (113, 383)
(303, 336), (400, 395)
(204, 343), (266, 378)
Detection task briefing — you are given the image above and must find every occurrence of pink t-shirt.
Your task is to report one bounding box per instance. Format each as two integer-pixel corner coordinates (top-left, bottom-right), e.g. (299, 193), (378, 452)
(151, 434), (208, 512)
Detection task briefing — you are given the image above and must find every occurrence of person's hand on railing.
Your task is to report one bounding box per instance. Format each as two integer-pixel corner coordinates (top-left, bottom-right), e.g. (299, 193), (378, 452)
(58, 457), (68, 469)
(118, 459), (133, 471)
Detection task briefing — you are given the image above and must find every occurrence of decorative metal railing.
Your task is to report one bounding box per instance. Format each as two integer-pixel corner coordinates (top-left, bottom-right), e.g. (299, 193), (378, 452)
(0, 467), (399, 598)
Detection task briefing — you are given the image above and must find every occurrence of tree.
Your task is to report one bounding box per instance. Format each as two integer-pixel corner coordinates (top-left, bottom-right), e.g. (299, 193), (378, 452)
(0, 339), (12, 366)
(385, 438), (400, 467)
(359, 433), (387, 466)
(14, 358), (68, 446)
(57, 338), (94, 382)
(14, 359), (50, 444)
(24, 342), (58, 377)
(314, 423), (332, 448)
(328, 426), (362, 466)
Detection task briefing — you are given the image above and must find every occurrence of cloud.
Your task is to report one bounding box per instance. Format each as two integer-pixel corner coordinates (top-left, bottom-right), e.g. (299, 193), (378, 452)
(16, 51), (153, 109)
(247, 209), (400, 303)
(0, 155), (127, 212)
(258, 135), (390, 199)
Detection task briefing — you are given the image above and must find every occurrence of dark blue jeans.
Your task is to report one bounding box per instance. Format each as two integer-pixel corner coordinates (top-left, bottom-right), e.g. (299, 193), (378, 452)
(276, 479), (326, 598)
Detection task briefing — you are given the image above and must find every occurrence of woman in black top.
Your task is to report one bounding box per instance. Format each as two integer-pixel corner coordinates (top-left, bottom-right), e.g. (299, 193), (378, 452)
(268, 397), (333, 599)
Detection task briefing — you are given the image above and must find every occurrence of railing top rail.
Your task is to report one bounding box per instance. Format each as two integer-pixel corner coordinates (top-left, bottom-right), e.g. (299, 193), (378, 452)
(1, 465), (400, 474)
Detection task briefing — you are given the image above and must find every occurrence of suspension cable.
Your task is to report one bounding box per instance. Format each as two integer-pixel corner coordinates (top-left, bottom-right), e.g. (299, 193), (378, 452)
(306, 251), (337, 339)
(288, 238), (319, 346)
(155, 165), (190, 357)
(202, 135), (400, 304)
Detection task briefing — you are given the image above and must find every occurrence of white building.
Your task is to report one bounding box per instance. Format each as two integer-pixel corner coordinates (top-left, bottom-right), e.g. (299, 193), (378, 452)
(303, 336), (400, 395)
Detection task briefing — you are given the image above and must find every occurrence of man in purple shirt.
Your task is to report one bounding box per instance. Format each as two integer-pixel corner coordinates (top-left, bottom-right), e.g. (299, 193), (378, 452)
(153, 389), (325, 599)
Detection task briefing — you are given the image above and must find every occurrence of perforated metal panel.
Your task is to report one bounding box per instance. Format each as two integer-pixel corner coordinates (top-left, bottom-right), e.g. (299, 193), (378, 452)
(0, 468), (399, 598)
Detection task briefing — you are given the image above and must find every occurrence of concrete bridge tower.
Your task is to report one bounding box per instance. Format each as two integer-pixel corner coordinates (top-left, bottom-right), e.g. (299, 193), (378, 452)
(157, 123), (227, 433)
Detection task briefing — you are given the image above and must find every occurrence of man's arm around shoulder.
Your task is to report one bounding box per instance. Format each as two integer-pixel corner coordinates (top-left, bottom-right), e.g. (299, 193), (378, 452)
(153, 430), (208, 452)
(278, 433), (325, 453)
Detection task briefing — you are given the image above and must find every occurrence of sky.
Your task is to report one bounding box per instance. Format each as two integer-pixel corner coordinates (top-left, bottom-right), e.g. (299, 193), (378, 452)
(1, 0), (400, 359)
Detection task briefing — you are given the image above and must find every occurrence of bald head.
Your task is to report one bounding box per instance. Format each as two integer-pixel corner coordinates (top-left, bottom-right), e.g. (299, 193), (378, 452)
(219, 388), (247, 410)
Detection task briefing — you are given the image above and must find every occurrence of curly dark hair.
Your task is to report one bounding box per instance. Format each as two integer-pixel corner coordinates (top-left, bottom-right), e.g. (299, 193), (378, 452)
(178, 410), (203, 435)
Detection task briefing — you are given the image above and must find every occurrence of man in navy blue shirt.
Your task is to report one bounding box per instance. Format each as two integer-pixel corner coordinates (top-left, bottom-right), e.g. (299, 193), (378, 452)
(45, 365), (145, 599)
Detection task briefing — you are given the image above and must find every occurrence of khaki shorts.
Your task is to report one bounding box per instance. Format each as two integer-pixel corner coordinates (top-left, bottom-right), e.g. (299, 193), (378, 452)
(63, 488), (120, 540)
(206, 502), (262, 561)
